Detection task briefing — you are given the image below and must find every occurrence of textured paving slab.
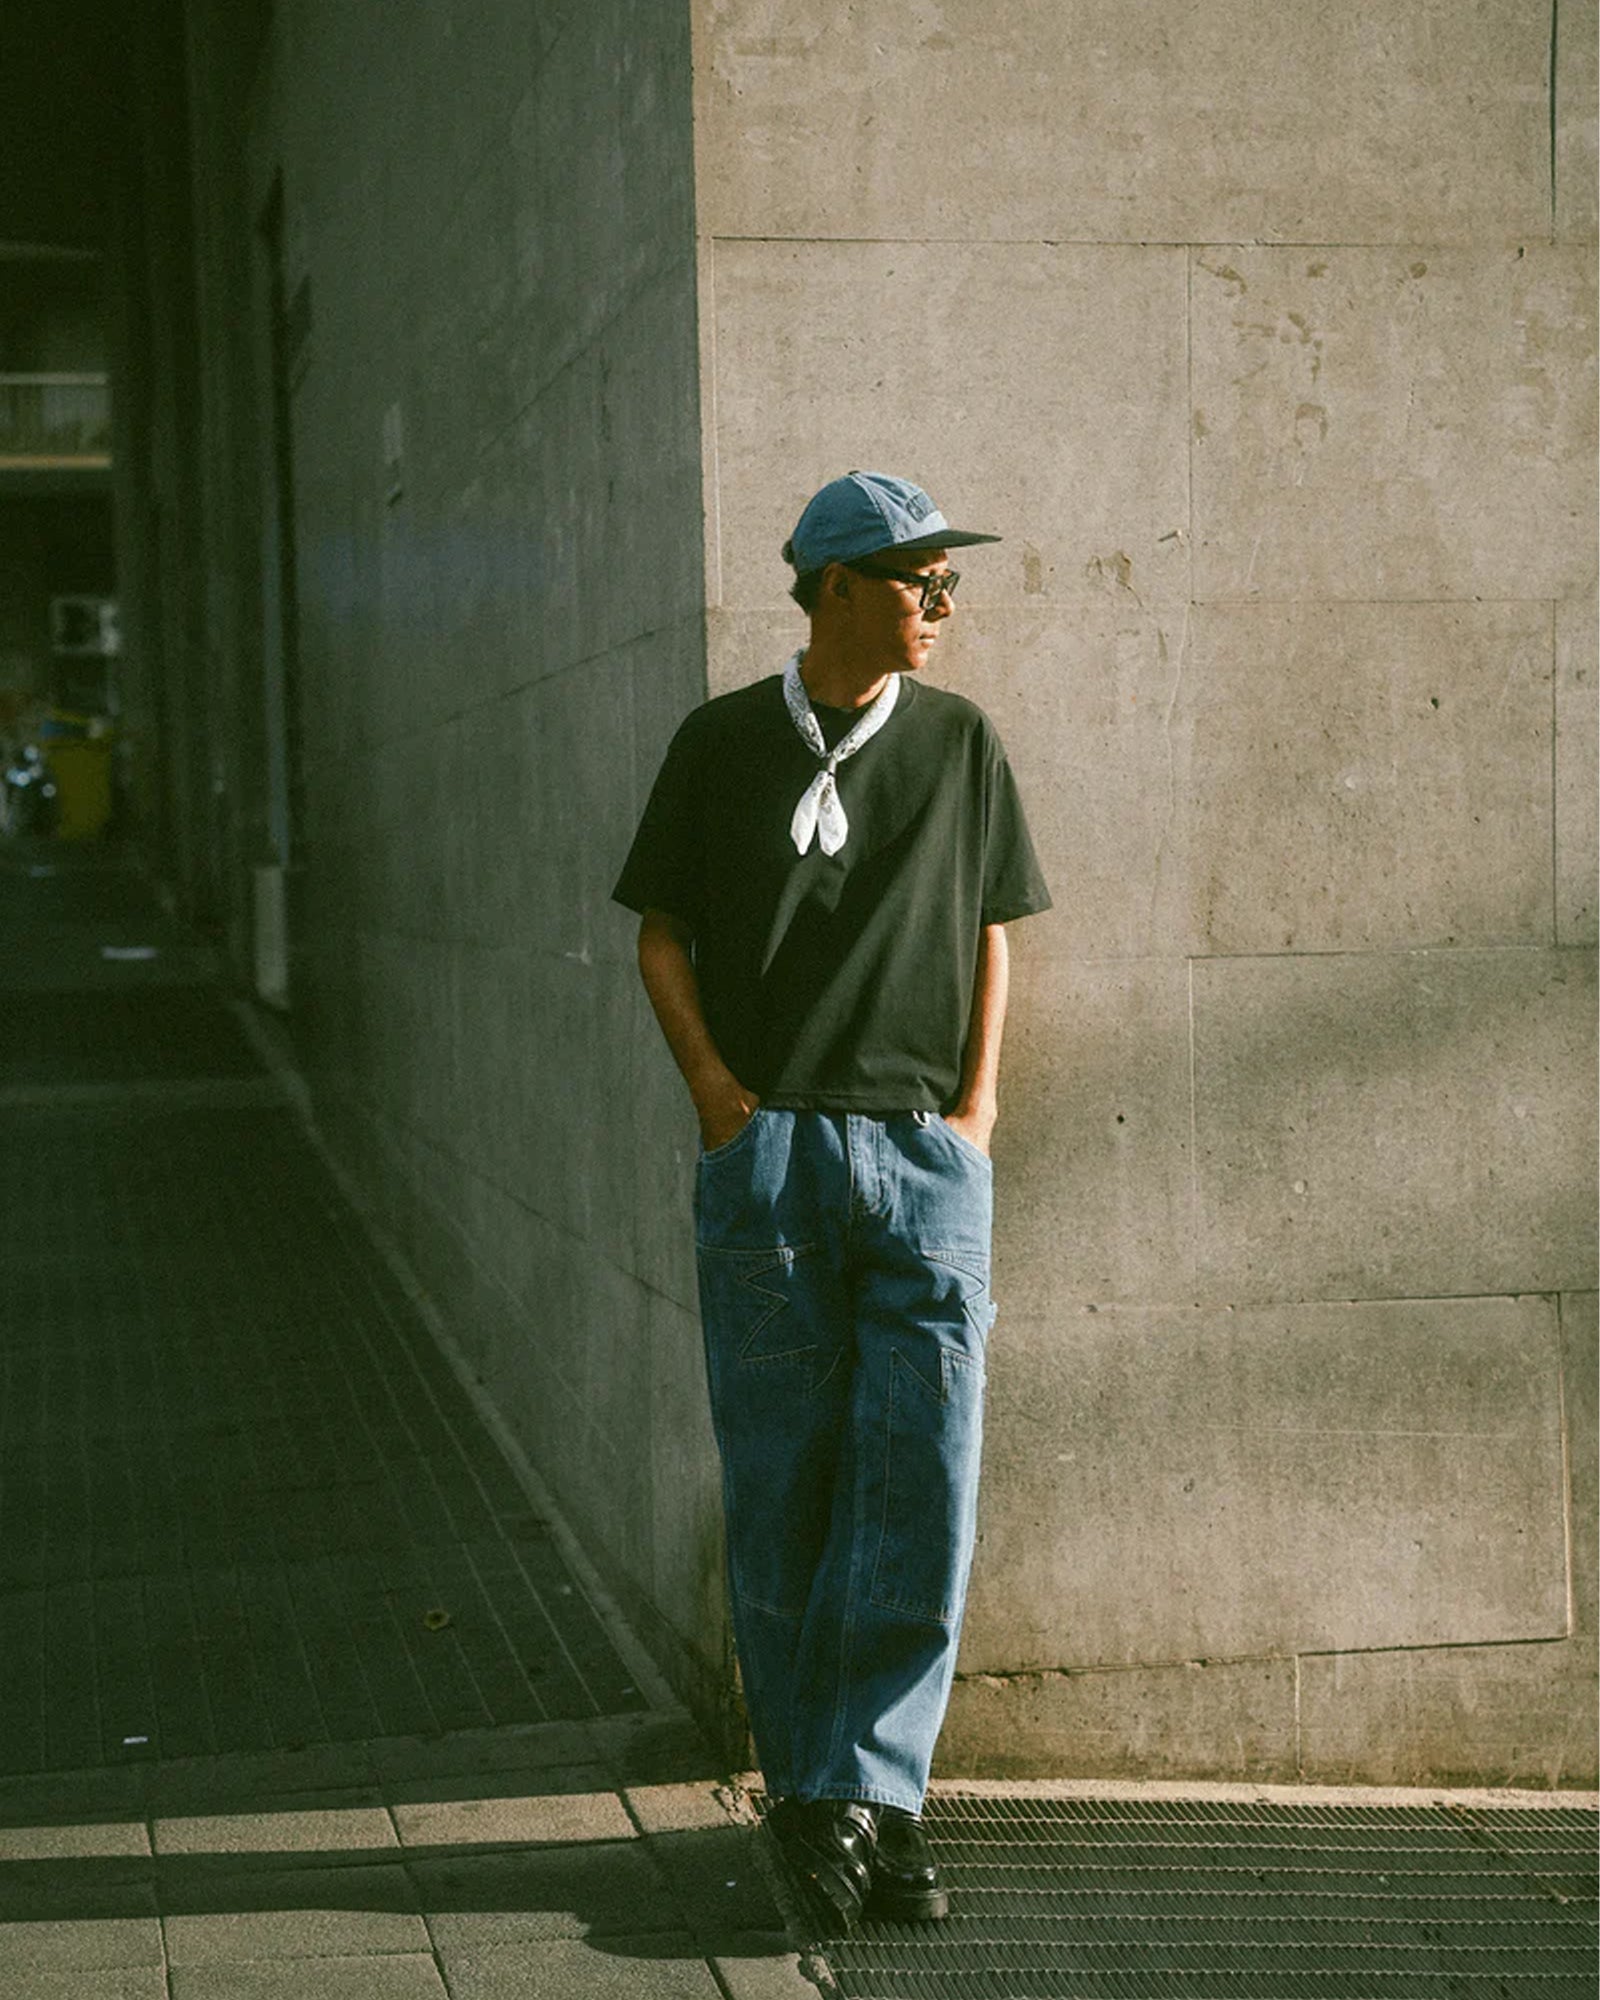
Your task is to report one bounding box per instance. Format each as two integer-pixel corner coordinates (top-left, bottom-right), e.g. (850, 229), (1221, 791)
(163, 1889), (430, 1963)
(166, 1960), (448, 1998)
(407, 1838), (683, 1947)
(0, 1915), (165, 1970)
(431, 1937), (725, 1998)
(6, 1973), (170, 2000)
(390, 1789), (635, 1848)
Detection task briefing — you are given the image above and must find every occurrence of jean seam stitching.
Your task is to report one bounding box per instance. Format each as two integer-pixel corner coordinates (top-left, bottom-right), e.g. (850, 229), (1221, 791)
(823, 1355), (871, 1784)
(922, 1248), (990, 1286)
(696, 1239), (821, 1260)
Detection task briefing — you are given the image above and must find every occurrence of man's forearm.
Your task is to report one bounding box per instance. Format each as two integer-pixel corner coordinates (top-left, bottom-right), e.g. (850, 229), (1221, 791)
(636, 909), (759, 1146)
(950, 923), (1010, 1138)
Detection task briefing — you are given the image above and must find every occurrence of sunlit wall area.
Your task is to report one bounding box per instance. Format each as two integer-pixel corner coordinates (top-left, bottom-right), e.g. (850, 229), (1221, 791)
(688, 0), (1598, 1784)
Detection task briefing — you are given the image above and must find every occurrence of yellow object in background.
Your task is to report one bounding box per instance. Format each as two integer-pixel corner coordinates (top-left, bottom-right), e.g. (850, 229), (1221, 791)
(38, 710), (114, 840)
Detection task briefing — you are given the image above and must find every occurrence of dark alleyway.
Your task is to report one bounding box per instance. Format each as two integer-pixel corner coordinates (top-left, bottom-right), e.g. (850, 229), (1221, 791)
(0, 846), (646, 1772)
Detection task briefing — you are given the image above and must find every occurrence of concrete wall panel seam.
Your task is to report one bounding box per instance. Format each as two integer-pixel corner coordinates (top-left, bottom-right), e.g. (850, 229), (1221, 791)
(697, 233), (723, 612)
(707, 237), (1561, 253)
(1550, 598), (1561, 941)
(1556, 1285), (1578, 1636)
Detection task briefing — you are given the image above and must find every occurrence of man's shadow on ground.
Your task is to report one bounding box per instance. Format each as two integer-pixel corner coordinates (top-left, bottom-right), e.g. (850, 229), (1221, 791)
(0, 1715), (799, 1964)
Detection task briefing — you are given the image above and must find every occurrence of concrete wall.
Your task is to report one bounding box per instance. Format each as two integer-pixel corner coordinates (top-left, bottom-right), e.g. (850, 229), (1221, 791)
(163, 0), (1596, 1784)
(690, 0), (1598, 1784)
(180, 2), (731, 1728)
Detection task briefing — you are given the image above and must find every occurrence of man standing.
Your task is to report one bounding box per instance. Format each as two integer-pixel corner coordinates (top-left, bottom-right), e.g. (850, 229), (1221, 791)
(613, 471), (1051, 1933)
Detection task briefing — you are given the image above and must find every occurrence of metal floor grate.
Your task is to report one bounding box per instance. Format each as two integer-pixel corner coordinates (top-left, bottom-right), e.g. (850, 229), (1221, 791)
(0, 856), (648, 1773)
(813, 1795), (1599, 1999)
(0, 1100), (648, 1772)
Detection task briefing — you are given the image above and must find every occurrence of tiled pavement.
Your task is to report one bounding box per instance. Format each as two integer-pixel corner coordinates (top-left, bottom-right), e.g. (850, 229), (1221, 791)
(0, 842), (815, 1998)
(0, 1715), (808, 1999)
(3, 841), (1595, 1999)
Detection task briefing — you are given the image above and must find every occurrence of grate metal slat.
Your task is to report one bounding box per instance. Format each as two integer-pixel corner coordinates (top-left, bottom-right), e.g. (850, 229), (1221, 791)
(836, 1978), (1593, 2000)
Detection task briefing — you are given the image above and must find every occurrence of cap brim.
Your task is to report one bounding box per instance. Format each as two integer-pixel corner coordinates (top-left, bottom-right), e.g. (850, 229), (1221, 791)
(879, 528), (1002, 553)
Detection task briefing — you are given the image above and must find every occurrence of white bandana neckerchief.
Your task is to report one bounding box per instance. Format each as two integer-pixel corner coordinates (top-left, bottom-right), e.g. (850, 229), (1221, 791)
(782, 652), (900, 857)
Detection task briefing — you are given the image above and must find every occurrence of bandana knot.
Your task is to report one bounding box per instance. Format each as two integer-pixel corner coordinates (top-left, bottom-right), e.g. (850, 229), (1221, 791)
(782, 654), (899, 857)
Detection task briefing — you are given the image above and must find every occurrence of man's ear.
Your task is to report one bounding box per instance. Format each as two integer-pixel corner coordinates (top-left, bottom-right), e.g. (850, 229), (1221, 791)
(831, 570), (850, 598)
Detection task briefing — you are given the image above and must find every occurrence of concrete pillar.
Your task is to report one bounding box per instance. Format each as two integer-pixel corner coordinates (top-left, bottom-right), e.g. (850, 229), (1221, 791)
(688, 0), (1598, 1785)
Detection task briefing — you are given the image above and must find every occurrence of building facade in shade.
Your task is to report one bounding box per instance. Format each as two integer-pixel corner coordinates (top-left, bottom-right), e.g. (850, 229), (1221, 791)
(102, 0), (1597, 1784)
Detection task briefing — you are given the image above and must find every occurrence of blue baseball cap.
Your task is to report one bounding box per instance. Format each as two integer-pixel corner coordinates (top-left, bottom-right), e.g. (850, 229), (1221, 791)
(781, 470), (1002, 575)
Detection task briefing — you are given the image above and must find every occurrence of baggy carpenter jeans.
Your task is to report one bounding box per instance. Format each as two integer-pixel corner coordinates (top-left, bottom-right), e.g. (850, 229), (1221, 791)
(693, 1108), (995, 1814)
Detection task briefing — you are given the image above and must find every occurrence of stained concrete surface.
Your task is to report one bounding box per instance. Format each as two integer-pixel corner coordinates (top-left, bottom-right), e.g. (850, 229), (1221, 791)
(1190, 948), (1597, 1303)
(966, 1297), (1568, 1672)
(1176, 601), (1555, 955)
(692, 0), (1553, 246)
(1189, 245), (1597, 605)
(706, 239), (1192, 618)
(689, 0), (1594, 1783)
(1556, 594), (1599, 946)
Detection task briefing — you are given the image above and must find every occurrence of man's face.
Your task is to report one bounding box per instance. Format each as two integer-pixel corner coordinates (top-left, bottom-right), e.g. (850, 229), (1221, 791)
(841, 549), (955, 673)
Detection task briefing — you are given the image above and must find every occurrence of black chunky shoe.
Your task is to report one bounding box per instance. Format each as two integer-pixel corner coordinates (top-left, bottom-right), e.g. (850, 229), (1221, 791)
(767, 1798), (879, 1934)
(868, 1805), (949, 1922)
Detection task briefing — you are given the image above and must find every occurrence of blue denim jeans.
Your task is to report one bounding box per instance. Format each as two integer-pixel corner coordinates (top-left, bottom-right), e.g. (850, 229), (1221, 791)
(693, 1108), (995, 1815)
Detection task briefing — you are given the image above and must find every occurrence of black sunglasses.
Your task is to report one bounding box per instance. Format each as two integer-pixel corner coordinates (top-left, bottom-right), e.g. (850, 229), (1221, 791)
(846, 562), (961, 611)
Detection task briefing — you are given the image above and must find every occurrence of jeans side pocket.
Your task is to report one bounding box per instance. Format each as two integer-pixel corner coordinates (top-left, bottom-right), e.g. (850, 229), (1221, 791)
(869, 1343), (987, 1626)
(698, 1241), (844, 1619)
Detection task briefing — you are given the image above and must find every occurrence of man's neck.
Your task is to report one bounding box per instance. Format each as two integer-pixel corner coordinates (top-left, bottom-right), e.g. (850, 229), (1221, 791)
(797, 638), (892, 710)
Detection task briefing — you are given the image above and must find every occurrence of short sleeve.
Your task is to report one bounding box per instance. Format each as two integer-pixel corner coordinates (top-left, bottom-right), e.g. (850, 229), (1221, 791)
(611, 714), (705, 930)
(980, 738), (1052, 926)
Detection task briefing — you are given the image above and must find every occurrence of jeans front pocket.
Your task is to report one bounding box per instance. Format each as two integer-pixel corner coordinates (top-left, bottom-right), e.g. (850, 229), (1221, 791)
(921, 1110), (993, 1174)
(698, 1105), (766, 1166)
(695, 1107), (815, 1252)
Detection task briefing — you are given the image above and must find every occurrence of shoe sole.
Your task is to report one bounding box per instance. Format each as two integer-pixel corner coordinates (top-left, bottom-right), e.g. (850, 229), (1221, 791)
(867, 1881), (950, 1923)
(795, 1858), (864, 1935)
(767, 1823), (865, 1937)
